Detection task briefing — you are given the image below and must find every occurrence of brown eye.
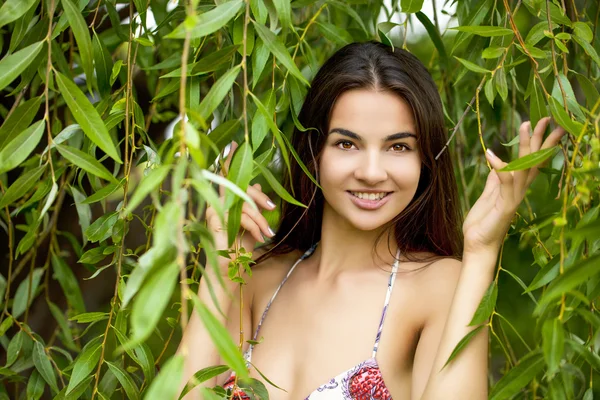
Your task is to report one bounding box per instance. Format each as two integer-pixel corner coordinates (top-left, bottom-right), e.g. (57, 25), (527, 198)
(391, 143), (409, 152)
(336, 140), (354, 150)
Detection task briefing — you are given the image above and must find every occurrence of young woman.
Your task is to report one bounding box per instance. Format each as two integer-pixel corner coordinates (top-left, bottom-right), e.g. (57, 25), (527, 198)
(178, 41), (566, 399)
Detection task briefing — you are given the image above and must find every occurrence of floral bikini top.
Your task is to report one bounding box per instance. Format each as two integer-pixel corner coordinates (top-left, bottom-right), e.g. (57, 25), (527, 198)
(223, 242), (401, 399)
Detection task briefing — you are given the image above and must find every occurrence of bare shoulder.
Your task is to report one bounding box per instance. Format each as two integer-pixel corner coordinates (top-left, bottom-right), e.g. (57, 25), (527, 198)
(247, 246), (304, 292)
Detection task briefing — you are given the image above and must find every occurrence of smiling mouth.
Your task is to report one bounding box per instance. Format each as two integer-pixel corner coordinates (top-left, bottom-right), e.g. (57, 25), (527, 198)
(347, 191), (392, 200)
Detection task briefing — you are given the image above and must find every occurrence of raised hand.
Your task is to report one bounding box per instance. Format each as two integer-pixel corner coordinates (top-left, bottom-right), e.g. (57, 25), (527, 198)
(205, 141), (276, 276)
(463, 117), (566, 255)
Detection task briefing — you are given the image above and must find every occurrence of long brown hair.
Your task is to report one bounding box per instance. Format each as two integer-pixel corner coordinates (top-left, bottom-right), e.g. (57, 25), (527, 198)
(256, 41), (463, 265)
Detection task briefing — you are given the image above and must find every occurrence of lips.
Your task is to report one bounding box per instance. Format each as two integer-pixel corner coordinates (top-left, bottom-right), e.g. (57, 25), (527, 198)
(346, 191), (392, 210)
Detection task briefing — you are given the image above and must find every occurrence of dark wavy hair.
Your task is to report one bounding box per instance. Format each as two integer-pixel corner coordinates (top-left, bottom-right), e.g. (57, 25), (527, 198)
(256, 41), (463, 265)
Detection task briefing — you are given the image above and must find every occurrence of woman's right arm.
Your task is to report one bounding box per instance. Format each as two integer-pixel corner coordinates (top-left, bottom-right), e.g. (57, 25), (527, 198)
(177, 142), (276, 399)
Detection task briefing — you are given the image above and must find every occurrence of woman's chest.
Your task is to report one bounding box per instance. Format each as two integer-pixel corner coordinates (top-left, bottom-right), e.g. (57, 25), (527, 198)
(246, 271), (425, 399)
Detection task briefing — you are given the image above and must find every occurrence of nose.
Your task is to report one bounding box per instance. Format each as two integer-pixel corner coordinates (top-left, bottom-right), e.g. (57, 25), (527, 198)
(353, 149), (388, 184)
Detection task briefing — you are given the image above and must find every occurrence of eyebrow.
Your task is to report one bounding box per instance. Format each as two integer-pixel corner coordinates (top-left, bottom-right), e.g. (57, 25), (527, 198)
(328, 128), (417, 141)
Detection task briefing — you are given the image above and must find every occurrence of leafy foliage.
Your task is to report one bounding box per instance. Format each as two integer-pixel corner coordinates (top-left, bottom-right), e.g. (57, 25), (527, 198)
(0, 0), (599, 399)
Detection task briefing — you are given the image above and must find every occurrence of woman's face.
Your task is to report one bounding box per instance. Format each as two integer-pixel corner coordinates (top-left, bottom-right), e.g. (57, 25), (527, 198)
(319, 88), (422, 232)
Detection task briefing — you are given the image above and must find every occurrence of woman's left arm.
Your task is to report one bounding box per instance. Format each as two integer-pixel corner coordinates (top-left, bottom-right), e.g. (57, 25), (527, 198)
(414, 118), (566, 400)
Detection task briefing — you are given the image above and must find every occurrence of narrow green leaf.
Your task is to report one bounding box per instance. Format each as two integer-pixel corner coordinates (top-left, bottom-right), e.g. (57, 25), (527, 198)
(469, 282), (498, 326)
(0, 165), (45, 208)
(573, 35), (600, 69)
(189, 292), (249, 379)
(85, 211), (119, 243)
(33, 341), (59, 393)
(104, 361), (141, 400)
(93, 30), (113, 98)
(167, 0), (244, 39)
(62, 0), (94, 92)
(252, 38), (270, 89)
(133, 343), (155, 384)
(161, 45), (239, 79)
(201, 170), (258, 212)
(195, 65), (241, 121)
(123, 165), (170, 215)
(495, 69), (508, 101)
(482, 46), (505, 59)
(490, 351), (544, 400)
(0, 316), (13, 337)
(538, 253), (600, 307)
(38, 181), (58, 221)
(0, 96), (43, 150)
(130, 261), (179, 344)
(401, 0), (424, 13)
(0, 41), (43, 91)
(27, 369), (45, 400)
(66, 337), (102, 394)
(566, 339), (600, 372)
(0, 120), (45, 174)
(0, 0), (38, 28)
(69, 312), (109, 323)
(542, 318), (564, 376)
(443, 325), (486, 368)
(190, 176), (225, 225)
(272, 0), (291, 29)
(573, 22), (593, 43)
(499, 147), (559, 172)
(254, 162), (306, 208)
(12, 268), (44, 319)
(178, 365), (229, 400)
(484, 78), (495, 106)
(47, 300), (76, 350)
(316, 22), (353, 46)
(454, 57), (491, 74)
(6, 330), (24, 366)
(415, 11), (447, 67)
(51, 253), (86, 313)
(253, 21), (309, 86)
(548, 97), (584, 136)
(530, 78), (546, 130)
(327, 1), (368, 34)
(144, 355), (184, 400)
(55, 144), (119, 183)
(55, 71), (122, 163)
(224, 141), (253, 210)
(526, 21), (556, 46)
(82, 179), (124, 204)
(451, 26), (513, 37)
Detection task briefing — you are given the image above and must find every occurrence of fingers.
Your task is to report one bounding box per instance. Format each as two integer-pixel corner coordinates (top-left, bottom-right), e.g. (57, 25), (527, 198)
(247, 183), (276, 211)
(530, 117), (551, 152)
(485, 149), (515, 203)
(518, 121), (531, 159)
(540, 125), (567, 150)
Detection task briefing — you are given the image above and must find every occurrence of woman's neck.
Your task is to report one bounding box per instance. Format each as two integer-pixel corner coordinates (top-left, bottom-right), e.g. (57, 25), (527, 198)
(311, 212), (399, 282)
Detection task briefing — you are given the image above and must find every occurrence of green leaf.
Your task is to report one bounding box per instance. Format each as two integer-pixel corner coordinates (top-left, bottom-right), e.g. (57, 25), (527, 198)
(484, 78), (495, 106)
(454, 57), (491, 74)
(499, 147), (559, 172)
(190, 176), (225, 225)
(489, 351), (544, 400)
(573, 22), (593, 43)
(252, 38), (270, 88)
(542, 318), (564, 376)
(0, 96), (43, 150)
(161, 45), (239, 79)
(144, 355), (184, 400)
(530, 78), (546, 130)
(104, 361), (141, 400)
(130, 260), (179, 344)
(6, 330), (24, 366)
(82, 179), (124, 204)
(51, 253), (86, 313)
(85, 211), (119, 243)
(401, 0), (424, 13)
(0, 0), (38, 28)
(167, 0), (244, 39)
(548, 97), (584, 136)
(451, 26), (513, 37)
(12, 268), (44, 319)
(566, 339), (600, 372)
(224, 141), (253, 210)
(38, 180), (58, 221)
(481, 46), (505, 59)
(27, 370), (45, 400)
(201, 170), (258, 212)
(66, 337), (102, 394)
(47, 300), (76, 351)
(451, 0), (492, 54)
(573, 35), (600, 69)
(253, 162), (306, 208)
(195, 65), (241, 121)
(316, 22), (353, 46)
(189, 292), (249, 379)
(133, 343), (155, 384)
(495, 69), (508, 101)
(123, 165), (170, 215)
(69, 312), (109, 323)
(0, 120), (45, 174)
(62, 0), (94, 92)
(55, 144), (119, 183)
(55, 71), (122, 163)
(526, 21), (556, 46)
(253, 21), (309, 86)
(443, 325), (486, 368)
(0, 40), (43, 91)
(178, 365), (229, 400)
(33, 341), (59, 394)
(0, 165), (45, 208)
(537, 253), (600, 307)
(469, 282), (497, 326)
(272, 0), (291, 29)
(93, 30), (113, 98)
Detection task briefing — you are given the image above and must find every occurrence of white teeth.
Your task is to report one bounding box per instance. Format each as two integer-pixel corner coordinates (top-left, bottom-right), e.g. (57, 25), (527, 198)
(350, 192), (388, 200)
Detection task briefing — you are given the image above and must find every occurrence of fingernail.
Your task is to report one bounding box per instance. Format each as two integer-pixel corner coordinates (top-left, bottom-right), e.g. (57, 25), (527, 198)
(268, 227), (275, 237)
(486, 149), (496, 159)
(266, 200), (276, 209)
